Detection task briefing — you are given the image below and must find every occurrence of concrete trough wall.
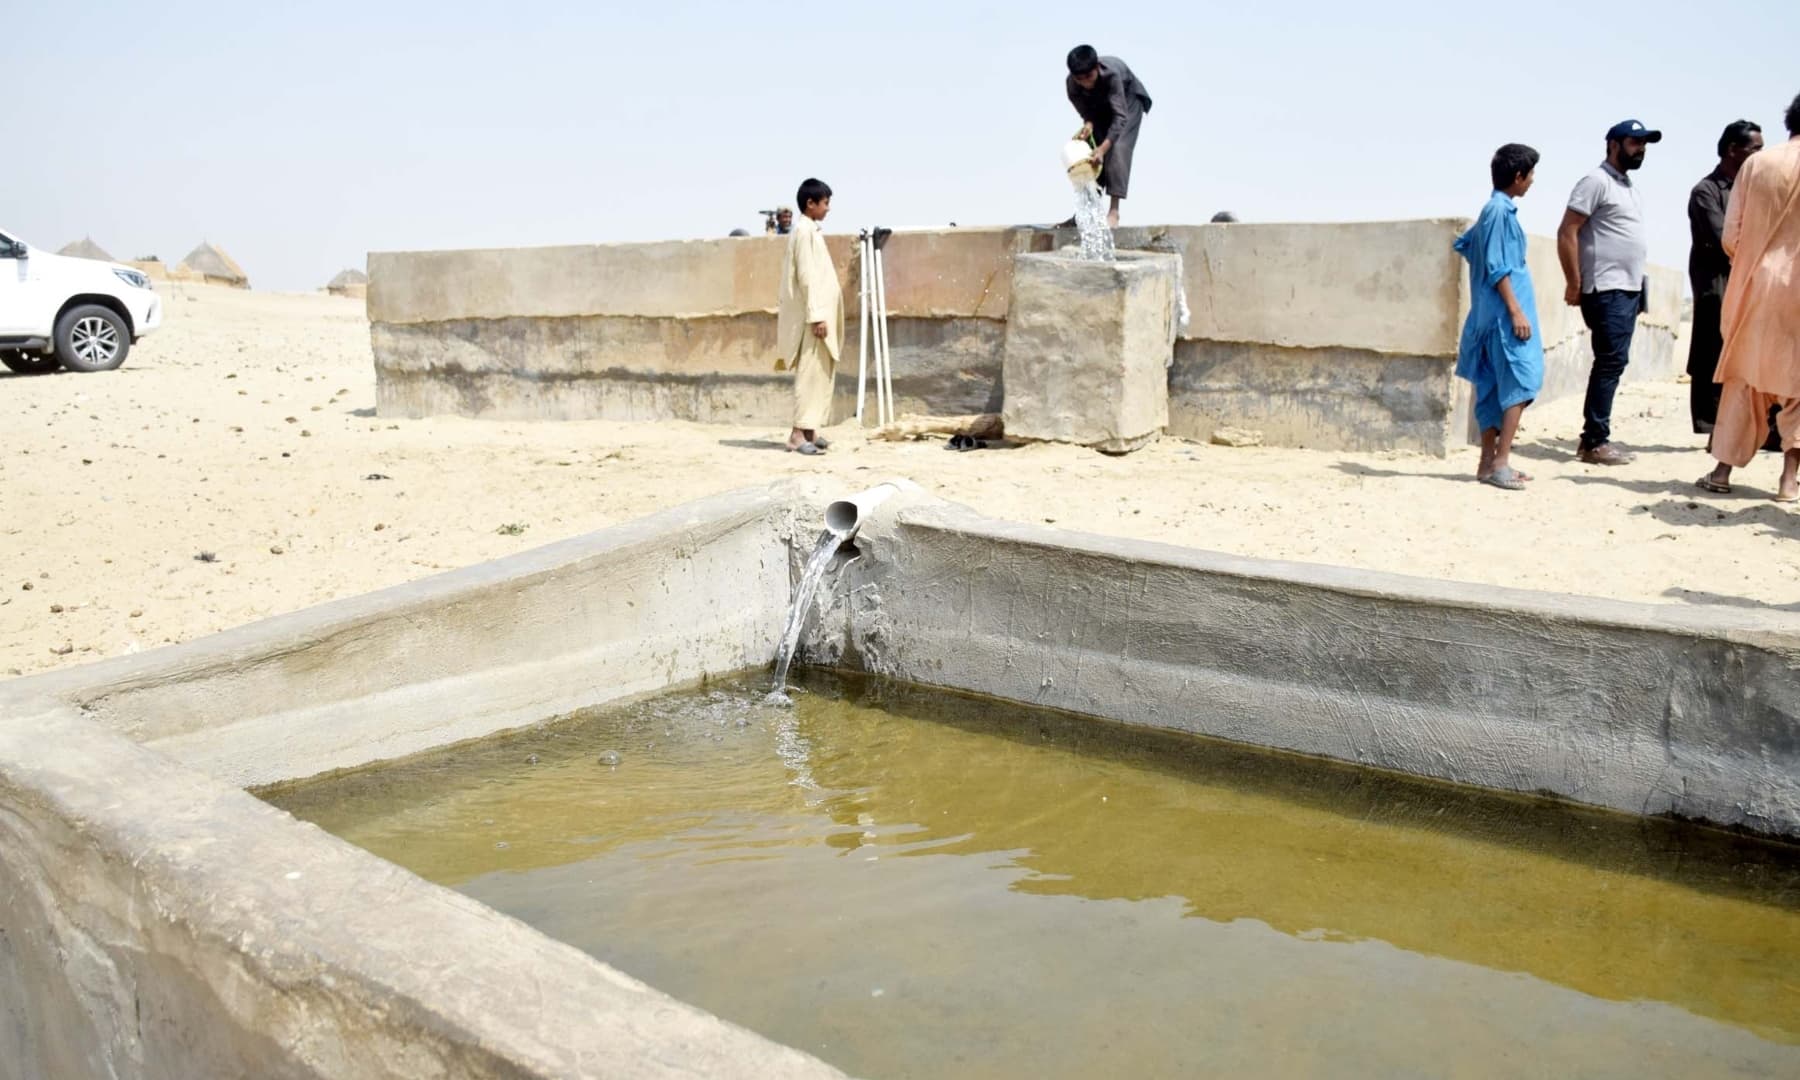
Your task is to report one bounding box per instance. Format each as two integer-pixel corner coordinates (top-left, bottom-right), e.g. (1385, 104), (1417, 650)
(816, 492), (1800, 838)
(370, 222), (1680, 454)
(4, 480), (1793, 1079)
(0, 483), (846, 1080)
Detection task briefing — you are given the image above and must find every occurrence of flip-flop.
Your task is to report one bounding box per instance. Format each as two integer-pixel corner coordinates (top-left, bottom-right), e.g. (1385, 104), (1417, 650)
(790, 441), (821, 456)
(1481, 465), (1526, 491)
(1774, 491), (1798, 504)
(1694, 475), (1732, 494)
(945, 434), (970, 451)
(811, 435), (831, 450)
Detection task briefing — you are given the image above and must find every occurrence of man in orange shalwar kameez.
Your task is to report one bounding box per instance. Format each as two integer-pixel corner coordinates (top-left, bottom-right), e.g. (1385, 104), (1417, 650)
(1698, 92), (1800, 502)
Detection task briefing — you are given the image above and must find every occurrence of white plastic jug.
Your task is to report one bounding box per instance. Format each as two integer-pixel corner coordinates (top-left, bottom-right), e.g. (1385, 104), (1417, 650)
(1062, 139), (1101, 187)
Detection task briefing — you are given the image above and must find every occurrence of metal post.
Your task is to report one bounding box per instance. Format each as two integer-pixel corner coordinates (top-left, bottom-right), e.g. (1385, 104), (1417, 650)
(855, 231), (870, 424)
(872, 244), (893, 426)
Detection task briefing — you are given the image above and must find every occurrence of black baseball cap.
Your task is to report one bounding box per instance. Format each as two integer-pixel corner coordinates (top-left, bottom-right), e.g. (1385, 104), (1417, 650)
(1606, 119), (1663, 143)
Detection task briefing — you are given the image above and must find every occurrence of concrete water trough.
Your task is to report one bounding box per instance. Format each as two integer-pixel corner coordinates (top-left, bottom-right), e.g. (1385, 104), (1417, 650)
(2, 478), (1797, 1077)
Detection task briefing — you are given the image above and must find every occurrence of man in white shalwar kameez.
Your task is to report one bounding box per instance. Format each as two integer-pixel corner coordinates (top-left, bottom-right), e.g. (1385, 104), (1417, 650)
(776, 178), (843, 454)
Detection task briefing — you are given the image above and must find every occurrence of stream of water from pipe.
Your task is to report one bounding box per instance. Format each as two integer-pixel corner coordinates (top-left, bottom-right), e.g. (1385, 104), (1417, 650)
(768, 527), (847, 698)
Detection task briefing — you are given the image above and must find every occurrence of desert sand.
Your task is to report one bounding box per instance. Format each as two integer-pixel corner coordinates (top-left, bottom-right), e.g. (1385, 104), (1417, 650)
(4, 283), (1797, 677)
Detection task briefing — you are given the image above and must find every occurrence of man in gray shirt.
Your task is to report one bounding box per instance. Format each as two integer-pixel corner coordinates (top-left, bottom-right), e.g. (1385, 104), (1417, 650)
(1557, 119), (1659, 465)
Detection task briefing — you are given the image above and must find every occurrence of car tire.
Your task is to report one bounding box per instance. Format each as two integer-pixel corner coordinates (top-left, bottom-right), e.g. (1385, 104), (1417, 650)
(54, 305), (131, 372)
(1, 350), (61, 375)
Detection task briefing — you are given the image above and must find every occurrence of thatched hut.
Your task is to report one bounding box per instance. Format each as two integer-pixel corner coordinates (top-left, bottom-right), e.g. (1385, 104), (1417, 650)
(175, 241), (250, 289)
(326, 267), (368, 300)
(57, 237), (114, 261)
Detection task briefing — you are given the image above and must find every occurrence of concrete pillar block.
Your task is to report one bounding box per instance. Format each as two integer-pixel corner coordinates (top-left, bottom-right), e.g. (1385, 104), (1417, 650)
(1002, 251), (1178, 453)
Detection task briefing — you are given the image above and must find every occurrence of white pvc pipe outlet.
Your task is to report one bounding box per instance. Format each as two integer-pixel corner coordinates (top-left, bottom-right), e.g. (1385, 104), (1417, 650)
(824, 480), (917, 539)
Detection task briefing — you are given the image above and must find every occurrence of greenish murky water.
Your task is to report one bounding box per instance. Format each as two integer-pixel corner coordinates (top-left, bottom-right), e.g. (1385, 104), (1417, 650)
(261, 672), (1800, 1079)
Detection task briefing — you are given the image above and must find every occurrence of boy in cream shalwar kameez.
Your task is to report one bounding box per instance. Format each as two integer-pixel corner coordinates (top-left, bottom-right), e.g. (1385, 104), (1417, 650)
(776, 180), (844, 454)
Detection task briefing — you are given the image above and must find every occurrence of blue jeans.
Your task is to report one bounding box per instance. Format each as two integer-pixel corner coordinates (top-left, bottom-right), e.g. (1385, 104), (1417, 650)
(1579, 289), (1640, 451)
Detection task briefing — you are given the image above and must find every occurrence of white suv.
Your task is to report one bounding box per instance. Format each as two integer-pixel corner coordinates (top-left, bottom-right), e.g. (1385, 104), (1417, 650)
(0, 227), (162, 374)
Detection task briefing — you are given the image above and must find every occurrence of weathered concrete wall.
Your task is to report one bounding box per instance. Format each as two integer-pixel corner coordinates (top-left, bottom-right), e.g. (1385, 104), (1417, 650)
(369, 222), (1679, 454)
(0, 482), (847, 1080)
(1148, 222), (1680, 451)
(815, 491), (1800, 838)
(1169, 342), (1458, 452)
(370, 230), (1035, 424)
(373, 313), (1003, 423)
(0, 709), (844, 1080)
(4, 485), (802, 789)
(1145, 221), (1467, 357)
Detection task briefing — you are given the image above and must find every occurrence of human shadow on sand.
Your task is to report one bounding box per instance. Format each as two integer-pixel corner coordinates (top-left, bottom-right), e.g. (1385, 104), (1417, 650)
(1661, 587), (1800, 614)
(1626, 496), (1800, 542)
(1559, 474), (1699, 497)
(1331, 461), (1472, 485)
(1508, 438), (1699, 462)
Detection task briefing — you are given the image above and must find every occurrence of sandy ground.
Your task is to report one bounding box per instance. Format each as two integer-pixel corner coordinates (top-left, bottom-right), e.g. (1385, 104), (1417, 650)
(4, 284), (1797, 677)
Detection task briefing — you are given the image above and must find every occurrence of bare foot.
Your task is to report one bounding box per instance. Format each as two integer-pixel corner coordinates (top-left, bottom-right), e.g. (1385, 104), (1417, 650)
(1779, 451), (1800, 503)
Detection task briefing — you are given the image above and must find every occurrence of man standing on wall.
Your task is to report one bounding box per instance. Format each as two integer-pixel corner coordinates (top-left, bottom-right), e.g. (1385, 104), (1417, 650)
(1065, 45), (1153, 229)
(1557, 119), (1659, 465)
(1687, 120), (1765, 434)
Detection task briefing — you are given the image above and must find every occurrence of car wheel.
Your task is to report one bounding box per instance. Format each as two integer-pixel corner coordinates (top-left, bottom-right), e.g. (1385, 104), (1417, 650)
(54, 305), (131, 372)
(2, 350), (61, 374)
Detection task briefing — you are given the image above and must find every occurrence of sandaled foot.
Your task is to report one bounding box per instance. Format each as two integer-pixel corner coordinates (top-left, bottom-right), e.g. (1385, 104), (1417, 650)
(1578, 443), (1636, 466)
(1482, 465), (1526, 491)
(1775, 486), (1799, 504)
(1480, 467), (1533, 482)
(789, 441), (821, 456)
(810, 435), (830, 450)
(1695, 475), (1733, 494)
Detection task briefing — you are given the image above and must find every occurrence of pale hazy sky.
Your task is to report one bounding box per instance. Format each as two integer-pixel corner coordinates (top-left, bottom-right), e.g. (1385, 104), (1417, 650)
(6, 0), (1796, 291)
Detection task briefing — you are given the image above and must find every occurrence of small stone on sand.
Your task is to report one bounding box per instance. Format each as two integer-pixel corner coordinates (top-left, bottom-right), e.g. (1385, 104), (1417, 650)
(1211, 427), (1264, 448)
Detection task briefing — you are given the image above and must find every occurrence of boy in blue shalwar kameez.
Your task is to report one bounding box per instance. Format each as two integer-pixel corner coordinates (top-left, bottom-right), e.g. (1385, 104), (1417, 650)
(1455, 144), (1545, 491)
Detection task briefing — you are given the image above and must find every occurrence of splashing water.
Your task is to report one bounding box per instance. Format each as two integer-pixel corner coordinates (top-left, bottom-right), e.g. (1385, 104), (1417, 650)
(768, 528), (848, 697)
(1072, 183), (1115, 262)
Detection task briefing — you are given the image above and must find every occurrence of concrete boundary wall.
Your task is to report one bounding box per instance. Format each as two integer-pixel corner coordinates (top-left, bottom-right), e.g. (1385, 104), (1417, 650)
(816, 493), (1800, 837)
(370, 223), (1680, 454)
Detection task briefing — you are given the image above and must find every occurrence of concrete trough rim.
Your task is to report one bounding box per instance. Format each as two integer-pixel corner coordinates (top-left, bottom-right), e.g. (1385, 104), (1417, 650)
(887, 499), (1800, 647)
(0, 481), (813, 716)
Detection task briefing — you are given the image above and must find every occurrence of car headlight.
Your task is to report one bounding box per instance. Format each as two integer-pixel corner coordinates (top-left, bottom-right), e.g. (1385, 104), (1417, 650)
(113, 268), (152, 290)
